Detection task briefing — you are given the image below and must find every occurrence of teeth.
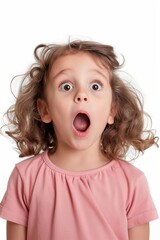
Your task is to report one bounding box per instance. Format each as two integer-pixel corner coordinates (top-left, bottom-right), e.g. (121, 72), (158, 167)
(73, 113), (90, 132)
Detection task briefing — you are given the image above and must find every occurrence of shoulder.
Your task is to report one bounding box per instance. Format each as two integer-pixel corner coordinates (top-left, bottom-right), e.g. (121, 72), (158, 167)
(11, 151), (47, 207)
(15, 151), (46, 179)
(112, 159), (146, 187)
(116, 160), (159, 228)
(115, 159), (144, 177)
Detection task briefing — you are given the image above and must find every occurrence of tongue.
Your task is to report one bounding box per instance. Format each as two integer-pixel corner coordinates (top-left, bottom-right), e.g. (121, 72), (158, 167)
(73, 113), (90, 132)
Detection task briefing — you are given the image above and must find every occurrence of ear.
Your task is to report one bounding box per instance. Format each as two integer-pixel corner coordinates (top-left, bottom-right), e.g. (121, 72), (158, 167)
(37, 99), (52, 123)
(107, 103), (117, 125)
(107, 115), (114, 125)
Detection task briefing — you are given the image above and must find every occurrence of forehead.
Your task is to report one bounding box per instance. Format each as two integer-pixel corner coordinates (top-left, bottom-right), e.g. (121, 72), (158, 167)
(49, 52), (110, 78)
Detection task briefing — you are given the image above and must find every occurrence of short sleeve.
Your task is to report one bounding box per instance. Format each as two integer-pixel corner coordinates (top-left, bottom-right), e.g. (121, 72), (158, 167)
(0, 167), (28, 226)
(127, 173), (158, 229)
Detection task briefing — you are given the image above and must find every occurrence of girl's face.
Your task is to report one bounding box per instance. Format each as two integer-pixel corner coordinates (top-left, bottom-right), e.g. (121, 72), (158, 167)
(38, 52), (115, 152)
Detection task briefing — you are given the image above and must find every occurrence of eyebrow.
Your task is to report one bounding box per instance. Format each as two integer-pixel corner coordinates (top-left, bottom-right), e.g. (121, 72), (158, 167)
(52, 69), (72, 81)
(52, 68), (109, 81)
(89, 69), (109, 80)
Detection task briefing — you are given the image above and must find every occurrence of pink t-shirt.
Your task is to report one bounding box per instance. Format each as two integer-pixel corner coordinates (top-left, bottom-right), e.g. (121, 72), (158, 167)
(0, 151), (158, 239)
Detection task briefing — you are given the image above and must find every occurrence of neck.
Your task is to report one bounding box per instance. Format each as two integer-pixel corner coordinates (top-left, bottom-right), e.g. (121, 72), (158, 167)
(48, 143), (109, 172)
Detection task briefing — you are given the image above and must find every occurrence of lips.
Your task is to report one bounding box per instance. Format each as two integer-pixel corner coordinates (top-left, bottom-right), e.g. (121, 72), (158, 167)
(73, 112), (90, 133)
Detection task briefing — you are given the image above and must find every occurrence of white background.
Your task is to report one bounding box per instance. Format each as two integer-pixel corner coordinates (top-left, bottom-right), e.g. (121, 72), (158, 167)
(0, 0), (159, 239)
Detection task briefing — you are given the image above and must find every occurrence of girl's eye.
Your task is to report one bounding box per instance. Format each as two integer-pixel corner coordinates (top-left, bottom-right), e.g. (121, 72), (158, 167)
(60, 82), (73, 91)
(90, 82), (102, 91)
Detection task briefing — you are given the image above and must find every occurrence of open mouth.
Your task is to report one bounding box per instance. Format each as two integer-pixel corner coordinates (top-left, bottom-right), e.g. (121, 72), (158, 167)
(73, 113), (90, 132)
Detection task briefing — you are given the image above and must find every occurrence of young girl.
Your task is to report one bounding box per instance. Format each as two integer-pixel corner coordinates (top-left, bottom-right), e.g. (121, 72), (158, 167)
(0, 40), (158, 240)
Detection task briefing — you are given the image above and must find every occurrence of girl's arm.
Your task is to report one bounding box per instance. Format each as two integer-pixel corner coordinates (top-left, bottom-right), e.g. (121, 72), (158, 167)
(128, 223), (149, 240)
(7, 221), (27, 240)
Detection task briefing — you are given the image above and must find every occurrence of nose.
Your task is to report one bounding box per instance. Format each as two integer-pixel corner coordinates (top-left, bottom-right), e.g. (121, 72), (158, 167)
(76, 96), (88, 102)
(74, 89), (88, 103)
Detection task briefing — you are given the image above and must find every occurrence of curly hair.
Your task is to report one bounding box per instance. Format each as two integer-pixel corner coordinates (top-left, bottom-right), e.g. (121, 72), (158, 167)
(2, 40), (158, 159)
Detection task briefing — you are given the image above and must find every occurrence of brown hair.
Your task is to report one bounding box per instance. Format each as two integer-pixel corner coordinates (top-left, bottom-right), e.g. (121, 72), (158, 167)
(2, 40), (158, 159)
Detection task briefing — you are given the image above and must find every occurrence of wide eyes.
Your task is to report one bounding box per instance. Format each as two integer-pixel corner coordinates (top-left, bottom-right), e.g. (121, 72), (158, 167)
(60, 82), (73, 91)
(90, 82), (102, 91)
(59, 81), (103, 92)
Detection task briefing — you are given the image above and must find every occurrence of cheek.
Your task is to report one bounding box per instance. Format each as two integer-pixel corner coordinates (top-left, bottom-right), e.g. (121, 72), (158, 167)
(49, 100), (69, 121)
(97, 95), (112, 112)
(95, 100), (113, 123)
(99, 109), (111, 123)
